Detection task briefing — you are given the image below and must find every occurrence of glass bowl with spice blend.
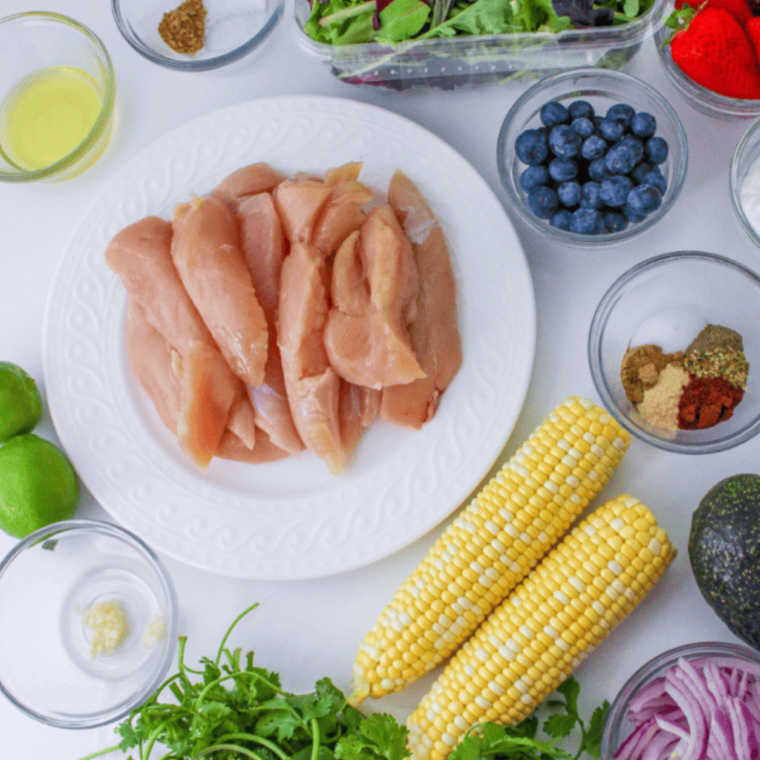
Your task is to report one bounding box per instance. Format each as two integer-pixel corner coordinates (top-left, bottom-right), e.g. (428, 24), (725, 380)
(0, 519), (177, 728)
(588, 251), (760, 454)
(112, 0), (282, 73)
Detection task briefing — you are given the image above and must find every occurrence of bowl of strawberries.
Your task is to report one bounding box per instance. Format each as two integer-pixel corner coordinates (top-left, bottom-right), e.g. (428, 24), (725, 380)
(655, 0), (760, 117)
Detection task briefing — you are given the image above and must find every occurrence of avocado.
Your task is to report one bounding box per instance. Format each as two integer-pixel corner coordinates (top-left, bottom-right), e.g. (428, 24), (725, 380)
(689, 473), (760, 649)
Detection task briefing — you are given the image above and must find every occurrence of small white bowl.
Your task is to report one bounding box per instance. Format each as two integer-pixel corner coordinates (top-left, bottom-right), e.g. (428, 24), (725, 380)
(730, 117), (760, 248)
(0, 519), (177, 728)
(112, 0), (282, 74)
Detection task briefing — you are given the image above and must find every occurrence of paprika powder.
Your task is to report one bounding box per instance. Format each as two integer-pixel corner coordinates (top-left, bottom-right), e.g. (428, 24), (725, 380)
(677, 376), (744, 430)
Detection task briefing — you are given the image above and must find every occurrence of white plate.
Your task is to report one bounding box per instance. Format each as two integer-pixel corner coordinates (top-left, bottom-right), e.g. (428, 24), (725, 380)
(42, 95), (535, 580)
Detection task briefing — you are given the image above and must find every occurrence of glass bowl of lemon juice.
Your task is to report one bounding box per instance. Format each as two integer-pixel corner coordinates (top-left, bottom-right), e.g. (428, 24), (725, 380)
(0, 12), (116, 182)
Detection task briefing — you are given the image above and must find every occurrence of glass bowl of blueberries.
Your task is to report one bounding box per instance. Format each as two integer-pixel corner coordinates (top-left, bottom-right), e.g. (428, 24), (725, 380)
(496, 68), (689, 246)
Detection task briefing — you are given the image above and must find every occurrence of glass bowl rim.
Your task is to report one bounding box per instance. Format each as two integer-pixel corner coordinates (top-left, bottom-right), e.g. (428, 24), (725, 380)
(111, 0), (283, 72)
(730, 118), (760, 249)
(0, 518), (178, 729)
(654, 23), (760, 118)
(0, 11), (116, 184)
(588, 250), (760, 454)
(496, 66), (689, 248)
(601, 640), (760, 759)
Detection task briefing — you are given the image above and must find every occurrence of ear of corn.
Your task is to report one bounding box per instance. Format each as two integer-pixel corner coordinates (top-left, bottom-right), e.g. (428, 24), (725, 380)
(406, 495), (676, 760)
(351, 397), (631, 703)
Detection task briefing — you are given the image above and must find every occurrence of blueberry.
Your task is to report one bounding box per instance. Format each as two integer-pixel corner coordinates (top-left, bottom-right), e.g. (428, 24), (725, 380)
(606, 103), (635, 129)
(557, 180), (582, 207)
(620, 135), (645, 165)
(599, 118), (625, 143)
(625, 185), (661, 220)
(540, 101), (569, 128)
(600, 175), (633, 207)
(645, 135), (669, 165)
(605, 137), (643, 175)
(581, 181), (603, 209)
(624, 206), (647, 223)
(581, 135), (608, 160)
(550, 209), (573, 230)
(515, 128), (549, 166)
(588, 157), (611, 182)
(570, 117), (595, 139)
(548, 157), (578, 183)
(568, 100), (595, 121)
(526, 185), (559, 219)
(631, 112), (657, 138)
(630, 161), (655, 184)
(641, 169), (668, 195)
(519, 165), (550, 192)
(603, 210), (628, 233)
(570, 208), (604, 234)
(548, 125), (582, 158)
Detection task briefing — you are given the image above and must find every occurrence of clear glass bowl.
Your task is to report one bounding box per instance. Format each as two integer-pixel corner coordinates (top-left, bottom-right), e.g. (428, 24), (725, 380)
(0, 519), (177, 728)
(0, 12), (116, 183)
(588, 251), (760, 454)
(731, 118), (760, 249)
(496, 68), (688, 248)
(113, 0), (282, 74)
(654, 13), (760, 119)
(601, 641), (760, 759)
(289, 0), (666, 91)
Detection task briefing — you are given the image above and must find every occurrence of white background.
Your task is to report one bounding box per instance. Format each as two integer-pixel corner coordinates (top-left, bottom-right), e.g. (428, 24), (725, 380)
(1, 1), (758, 757)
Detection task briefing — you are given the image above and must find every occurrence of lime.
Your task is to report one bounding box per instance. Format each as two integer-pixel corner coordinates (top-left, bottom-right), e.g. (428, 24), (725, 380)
(0, 362), (43, 443)
(0, 433), (79, 538)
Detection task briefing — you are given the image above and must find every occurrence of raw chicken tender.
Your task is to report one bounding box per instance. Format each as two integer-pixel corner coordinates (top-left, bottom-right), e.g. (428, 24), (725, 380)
(212, 162), (285, 205)
(323, 206), (425, 389)
(311, 163), (373, 254)
(216, 428), (290, 464)
(107, 217), (248, 464)
(236, 192), (304, 456)
(172, 195), (268, 388)
(278, 242), (345, 475)
(126, 300), (182, 435)
(126, 300), (261, 466)
(381, 170), (462, 429)
(106, 216), (213, 352)
(339, 383), (380, 462)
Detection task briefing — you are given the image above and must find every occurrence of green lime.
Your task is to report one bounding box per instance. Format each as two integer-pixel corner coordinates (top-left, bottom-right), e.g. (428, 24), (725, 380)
(0, 433), (79, 539)
(0, 362), (43, 443)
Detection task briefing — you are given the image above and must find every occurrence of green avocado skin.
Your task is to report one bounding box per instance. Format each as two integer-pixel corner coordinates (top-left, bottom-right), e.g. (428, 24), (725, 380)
(689, 473), (760, 649)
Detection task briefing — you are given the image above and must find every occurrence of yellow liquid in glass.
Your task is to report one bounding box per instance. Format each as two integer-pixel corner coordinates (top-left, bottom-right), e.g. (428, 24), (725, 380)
(0, 66), (103, 171)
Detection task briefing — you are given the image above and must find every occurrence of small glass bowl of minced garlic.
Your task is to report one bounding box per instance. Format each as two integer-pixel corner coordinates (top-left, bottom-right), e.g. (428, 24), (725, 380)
(0, 519), (177, 728)
(589, 251), (760, 455)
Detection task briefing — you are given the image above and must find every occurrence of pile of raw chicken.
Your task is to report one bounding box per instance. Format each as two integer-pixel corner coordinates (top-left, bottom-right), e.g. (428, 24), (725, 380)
(106, 162), (462, 474)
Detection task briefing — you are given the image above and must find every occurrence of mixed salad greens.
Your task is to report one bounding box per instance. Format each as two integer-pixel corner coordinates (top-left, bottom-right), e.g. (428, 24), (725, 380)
(78, 604), (609, 760)
(304, 0), (657, 46)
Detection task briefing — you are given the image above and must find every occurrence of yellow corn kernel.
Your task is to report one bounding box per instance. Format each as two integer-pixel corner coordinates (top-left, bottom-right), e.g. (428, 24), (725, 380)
(406, 495), (676, 760)
(350, 397), (630, 703)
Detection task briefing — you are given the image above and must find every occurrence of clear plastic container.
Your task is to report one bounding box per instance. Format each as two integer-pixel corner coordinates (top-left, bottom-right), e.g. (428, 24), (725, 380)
(289, 0), (666, 91)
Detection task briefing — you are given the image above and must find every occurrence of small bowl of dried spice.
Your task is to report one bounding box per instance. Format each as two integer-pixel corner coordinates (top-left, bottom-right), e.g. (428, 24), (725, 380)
(588, 251), (760, 454)
(112, 0), (282, 73)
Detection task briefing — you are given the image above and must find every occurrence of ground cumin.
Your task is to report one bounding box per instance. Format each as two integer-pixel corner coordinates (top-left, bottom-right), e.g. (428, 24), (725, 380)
(158, 0), (207, 55)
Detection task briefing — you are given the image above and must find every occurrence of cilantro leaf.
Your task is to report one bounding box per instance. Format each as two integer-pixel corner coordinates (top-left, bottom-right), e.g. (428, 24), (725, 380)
(581, 700), (610, 759)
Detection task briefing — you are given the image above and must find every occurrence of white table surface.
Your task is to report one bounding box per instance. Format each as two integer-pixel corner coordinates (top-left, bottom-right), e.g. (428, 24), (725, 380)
(1, 1), (758, 757)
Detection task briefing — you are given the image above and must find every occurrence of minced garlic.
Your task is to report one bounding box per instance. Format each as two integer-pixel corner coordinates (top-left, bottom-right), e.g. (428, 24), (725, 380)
(82, 599), (131, 659)
(141, 615), (167, 648)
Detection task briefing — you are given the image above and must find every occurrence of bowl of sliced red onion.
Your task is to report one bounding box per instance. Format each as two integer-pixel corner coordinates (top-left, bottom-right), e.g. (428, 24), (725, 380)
(601, 641), (760, 760)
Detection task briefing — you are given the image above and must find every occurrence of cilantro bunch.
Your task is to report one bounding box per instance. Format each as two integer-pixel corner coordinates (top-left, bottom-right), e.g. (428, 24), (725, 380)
(451, 679), (609, 760)
(79, 604), (409, 760)
(78, 604), (608, 760)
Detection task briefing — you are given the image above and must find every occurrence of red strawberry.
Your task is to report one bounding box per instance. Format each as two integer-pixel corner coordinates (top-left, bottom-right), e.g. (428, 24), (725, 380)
(670, 7), (760, 99)
(674, 0), (753, 24)
(747, 16), (760, 62)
